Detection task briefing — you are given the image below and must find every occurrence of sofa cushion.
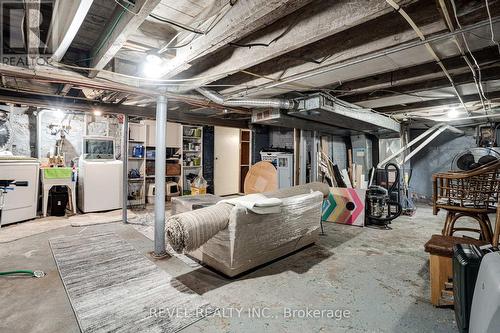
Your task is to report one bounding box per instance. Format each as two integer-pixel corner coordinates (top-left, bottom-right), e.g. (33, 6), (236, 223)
(424, 234), (488, 257)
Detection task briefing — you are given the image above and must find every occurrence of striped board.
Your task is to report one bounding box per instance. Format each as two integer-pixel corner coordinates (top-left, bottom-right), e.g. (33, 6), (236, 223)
(322, 188), (366, 227)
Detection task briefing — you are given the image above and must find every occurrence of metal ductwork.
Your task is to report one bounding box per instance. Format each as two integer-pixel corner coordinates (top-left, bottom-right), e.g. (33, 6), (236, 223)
(289, 93), (400, 137)
(251, 108), (352, 135)
(196, 88), (295, 110)
(252, 93), (400, 137)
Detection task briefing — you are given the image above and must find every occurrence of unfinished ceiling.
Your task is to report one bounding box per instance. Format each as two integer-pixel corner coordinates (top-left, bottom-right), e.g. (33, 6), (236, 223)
(0, 0), (499, 129)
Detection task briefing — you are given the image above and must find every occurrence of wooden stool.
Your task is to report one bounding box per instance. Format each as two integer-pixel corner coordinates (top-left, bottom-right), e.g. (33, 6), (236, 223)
(424, 235), (488, 307)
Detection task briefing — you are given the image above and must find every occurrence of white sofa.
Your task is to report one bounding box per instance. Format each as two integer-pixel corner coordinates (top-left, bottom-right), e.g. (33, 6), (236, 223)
(188, 183), (328, 277)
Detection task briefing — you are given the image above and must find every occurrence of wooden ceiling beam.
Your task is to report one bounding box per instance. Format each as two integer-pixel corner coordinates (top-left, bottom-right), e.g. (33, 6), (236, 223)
(376, 90), (500, 113)
(172, 0), (418, 92)
(24, 0), (41, 68)
(89, 0), (161, 77)
(50, 0), (94, 62)
(0, 89), (249, 128)
(158, 0), (316, 79)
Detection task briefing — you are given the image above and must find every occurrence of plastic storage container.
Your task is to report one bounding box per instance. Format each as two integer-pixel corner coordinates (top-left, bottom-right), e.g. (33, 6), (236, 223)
(191, 172), (207, 195)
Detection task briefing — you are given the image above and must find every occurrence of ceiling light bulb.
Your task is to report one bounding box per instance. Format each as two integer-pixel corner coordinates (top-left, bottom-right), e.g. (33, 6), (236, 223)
(146, 52), (162, 66)
(447, 108), (459, 119)
(143, 62), (164, 79)
(93, 110), (102, 116)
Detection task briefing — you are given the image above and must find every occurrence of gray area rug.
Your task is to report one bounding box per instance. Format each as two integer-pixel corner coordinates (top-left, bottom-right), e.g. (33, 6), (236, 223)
(50, 232), (212, 333)
(129, 213), (201, 268)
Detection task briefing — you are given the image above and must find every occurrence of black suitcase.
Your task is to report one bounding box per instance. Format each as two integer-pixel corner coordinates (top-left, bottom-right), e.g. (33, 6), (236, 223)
(453, 244), (484, 333)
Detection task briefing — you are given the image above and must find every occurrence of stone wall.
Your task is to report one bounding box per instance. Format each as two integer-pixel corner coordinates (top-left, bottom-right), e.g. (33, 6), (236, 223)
(9, 110), (123, 164)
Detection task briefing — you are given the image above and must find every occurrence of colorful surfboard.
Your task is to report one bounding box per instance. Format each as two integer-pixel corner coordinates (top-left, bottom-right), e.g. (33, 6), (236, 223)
(322, 188), (366, 226)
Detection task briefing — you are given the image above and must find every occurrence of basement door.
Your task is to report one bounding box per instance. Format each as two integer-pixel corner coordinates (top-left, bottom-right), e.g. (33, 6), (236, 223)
(214, 126), (240, 196)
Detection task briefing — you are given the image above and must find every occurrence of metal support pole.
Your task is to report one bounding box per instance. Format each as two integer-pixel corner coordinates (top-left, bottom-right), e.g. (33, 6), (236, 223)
(312, 131), (319, 182)
(299, 130), (306, 185)
(122, 114), (128, 223)
(154, 95), (167, 257)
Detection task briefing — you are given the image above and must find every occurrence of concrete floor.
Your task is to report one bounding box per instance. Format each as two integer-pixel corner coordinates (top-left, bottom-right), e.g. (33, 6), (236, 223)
(0, 205), (461, 333)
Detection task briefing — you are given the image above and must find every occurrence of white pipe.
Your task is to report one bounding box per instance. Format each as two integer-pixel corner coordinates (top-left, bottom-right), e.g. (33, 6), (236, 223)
(402, 126), (450, 164)
(122, 114), (128, 224)
(377, 123), (463, 168)
(154, 95), (167, 257)
(196, 87), (294, 109)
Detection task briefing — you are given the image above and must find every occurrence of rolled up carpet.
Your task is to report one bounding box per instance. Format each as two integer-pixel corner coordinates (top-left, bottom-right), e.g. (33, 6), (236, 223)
(166, 203), (233, 253)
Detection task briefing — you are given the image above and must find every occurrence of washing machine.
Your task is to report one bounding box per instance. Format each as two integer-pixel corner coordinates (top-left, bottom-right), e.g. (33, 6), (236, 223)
(0, 156), (39, 226)
(77, 136), (123, 213)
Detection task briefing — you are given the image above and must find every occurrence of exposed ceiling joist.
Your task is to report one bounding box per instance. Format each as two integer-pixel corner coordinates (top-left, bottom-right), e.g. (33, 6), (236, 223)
(50, 0), (94, 62)
(343, 66), (500, 104)
(89, 0), (162, 77)
(173, 0), (417, 92)
(218, 19), (445, 97)
(221, 17), (500, 99)
(158, 0), (316, 79)
(0, 89), (249, 128)
(377, 90), (500, 113)
(24, 0), (41, 68)
(335, 46), (500, 95)
(0, 63), (249, 115)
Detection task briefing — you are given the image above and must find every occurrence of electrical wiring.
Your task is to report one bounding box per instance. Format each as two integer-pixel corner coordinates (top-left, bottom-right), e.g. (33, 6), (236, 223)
(368, 89), (455, 100)
(485, 0), (500, 54)
(384, 0), (470, 116)
(48, 61), (231, 83)
(157, 1), (234, 53)
(149, 14), (205, 34)
(229, 18), (299, 48)
(114, 0), (139, 15)
(448, 0), (488, 113)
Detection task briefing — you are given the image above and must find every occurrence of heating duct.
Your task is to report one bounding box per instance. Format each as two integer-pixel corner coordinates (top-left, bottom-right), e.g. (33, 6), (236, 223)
(196, 88), (295, 109)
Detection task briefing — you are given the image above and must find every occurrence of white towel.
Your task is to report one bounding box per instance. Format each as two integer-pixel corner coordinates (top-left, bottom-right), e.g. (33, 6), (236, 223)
(219, 193), (282, 214)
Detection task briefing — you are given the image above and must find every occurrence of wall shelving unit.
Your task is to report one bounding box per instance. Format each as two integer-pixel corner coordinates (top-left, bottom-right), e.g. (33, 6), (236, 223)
(181, 125), (203, 195)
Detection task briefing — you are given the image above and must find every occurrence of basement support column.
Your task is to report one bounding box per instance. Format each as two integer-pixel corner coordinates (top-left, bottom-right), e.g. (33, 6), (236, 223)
(122, 114), (128, 224)
(154, 95), (167, 257)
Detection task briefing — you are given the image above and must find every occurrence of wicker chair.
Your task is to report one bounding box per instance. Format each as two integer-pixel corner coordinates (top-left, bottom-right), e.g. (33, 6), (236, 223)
(432, 160), (500, 243)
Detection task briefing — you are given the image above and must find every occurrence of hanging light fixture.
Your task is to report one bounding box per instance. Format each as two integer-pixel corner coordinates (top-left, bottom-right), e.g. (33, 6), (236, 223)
(143, 50), (164, 78)
(447, 107), (459, 119)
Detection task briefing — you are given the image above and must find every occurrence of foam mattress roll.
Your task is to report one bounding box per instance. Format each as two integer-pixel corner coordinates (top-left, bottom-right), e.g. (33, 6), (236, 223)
(166, 203), (233, 253)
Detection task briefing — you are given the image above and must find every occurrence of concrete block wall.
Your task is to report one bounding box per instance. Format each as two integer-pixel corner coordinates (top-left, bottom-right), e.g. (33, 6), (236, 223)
(332, 136), (348, 170)
(269, 126), (294, 149)
(409, 127), (476, 201)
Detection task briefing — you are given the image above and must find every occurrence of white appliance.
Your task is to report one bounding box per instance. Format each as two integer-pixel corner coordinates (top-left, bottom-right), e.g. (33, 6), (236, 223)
(147, 181), (180, 204)
(0, 157), (39, 226)
(260, 150), (294, 189)
(469, 251), (500, 333)
(78, 136), (122, 213)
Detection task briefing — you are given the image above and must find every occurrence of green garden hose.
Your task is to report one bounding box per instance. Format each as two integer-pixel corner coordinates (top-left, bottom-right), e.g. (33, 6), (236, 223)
(0, 270), (45, 278)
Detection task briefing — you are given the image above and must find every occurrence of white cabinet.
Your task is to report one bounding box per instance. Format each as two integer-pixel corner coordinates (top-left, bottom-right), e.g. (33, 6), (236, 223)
(144, 120), (156, 147)
(129, 123), (146, 142)
(143, 120), (181, 148)
(166, 122), (182, 148)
